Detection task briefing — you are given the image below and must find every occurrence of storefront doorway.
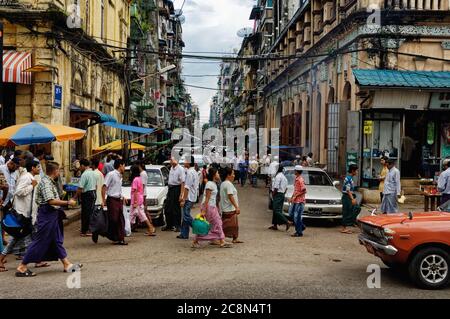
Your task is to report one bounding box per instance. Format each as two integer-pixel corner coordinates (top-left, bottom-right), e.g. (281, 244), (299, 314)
(403, 111), (450, 178)
(1, 83), (16, 129)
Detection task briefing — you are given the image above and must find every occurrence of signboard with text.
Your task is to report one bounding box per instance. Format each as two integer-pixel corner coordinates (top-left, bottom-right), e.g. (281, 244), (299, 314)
(54, 84), (62, 109)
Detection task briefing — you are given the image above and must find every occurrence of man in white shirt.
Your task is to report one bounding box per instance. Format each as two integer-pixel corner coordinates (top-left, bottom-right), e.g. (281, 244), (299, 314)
(178, 157), (199, 239)
(380, 159), (401, 214)
(0, 159), (44, 272)
(102, 159), (127, 245)
(269, 166), (292, 231)
(233, 154), (240, 184)
(0, 158), (20, 210)
(162, 157), (185, 232)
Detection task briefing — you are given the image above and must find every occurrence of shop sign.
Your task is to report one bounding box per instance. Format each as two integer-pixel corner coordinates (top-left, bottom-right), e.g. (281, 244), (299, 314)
(346, 152), (358, 168)
(172, 111), (185, 119)
(54, 84), (62, 109)
(364, 120), (373, 135)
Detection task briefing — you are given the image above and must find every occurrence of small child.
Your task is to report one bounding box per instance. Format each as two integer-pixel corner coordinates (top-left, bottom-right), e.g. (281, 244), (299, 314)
(130, 165), (155, 236)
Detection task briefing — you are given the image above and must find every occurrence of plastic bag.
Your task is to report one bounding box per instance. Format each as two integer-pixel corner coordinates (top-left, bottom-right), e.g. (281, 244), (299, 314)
(192, 214), (210, 236)
(123, 205), (131, 237)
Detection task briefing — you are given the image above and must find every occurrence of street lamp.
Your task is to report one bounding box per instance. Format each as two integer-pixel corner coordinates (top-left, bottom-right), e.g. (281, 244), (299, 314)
(131, 64), (177, 84)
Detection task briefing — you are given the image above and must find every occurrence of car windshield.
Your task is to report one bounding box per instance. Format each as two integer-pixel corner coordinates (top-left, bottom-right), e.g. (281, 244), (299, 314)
(122, 169), (164, 187)
(284, 170), (333, 186)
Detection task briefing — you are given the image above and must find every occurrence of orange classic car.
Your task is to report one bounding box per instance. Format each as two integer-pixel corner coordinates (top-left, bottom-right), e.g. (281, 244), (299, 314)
(358, 207), (450, 290)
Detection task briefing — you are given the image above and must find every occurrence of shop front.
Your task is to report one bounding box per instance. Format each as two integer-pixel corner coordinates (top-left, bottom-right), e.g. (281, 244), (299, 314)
(353, 69), (450, 188)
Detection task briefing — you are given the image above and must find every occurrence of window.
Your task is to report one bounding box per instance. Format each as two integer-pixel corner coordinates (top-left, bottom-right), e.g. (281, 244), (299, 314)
(85, 0), (90, 34)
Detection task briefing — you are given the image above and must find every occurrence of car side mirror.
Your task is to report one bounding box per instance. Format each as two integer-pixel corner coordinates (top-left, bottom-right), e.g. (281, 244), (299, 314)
(333, 181), (340, 187)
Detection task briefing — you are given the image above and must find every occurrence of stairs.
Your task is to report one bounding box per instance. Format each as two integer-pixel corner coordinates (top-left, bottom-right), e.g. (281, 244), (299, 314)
(401, 179), (424, 204)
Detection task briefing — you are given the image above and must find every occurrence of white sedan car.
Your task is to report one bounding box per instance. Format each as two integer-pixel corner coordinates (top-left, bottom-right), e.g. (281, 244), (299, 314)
(122, 165), (169, 225)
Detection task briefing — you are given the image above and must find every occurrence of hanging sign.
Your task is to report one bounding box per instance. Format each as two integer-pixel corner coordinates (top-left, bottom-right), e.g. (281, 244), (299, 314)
(364, 120), (373, 135)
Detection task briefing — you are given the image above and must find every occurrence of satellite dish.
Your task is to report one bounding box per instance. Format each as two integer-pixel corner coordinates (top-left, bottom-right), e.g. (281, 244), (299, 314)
(179, 15), (186, 24)
(237, 27), (253, 38)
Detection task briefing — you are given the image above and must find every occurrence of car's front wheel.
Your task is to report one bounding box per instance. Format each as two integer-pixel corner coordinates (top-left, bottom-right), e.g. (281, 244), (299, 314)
(408, 247), (450, 290)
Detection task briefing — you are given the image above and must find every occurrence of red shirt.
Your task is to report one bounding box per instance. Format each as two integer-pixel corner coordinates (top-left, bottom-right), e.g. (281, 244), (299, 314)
(98, 162), (105, 175)
(292, 175), (307, 204)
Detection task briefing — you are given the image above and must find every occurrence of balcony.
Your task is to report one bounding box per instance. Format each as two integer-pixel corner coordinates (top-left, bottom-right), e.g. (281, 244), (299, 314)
(384, 0), (448, 9)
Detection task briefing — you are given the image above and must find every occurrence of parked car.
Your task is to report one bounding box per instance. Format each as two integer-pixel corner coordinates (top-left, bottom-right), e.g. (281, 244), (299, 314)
(269, 167), (343, 219)
(358, 203), (450, 289)
(122, 165), (169, 226)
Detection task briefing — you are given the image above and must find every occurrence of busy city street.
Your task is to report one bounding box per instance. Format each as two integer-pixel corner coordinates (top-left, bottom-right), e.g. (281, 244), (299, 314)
(2, 0), (450, 304)
(0, 184), (448, 299)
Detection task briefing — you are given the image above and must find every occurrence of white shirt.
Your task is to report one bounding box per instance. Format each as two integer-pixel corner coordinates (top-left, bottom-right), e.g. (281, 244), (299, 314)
(0, 155), (5, 166)
(0, 163), (18, 207)
(168, 164), (186, 186)
(233, 157), (240, 171)
(269, 161), (279, 177)
(202, 181), (218, 206)
(104, 170), (122, 198)
(140, 170), (148, 194)
(272, 172), (288, 193)
(184, 167), (199, 202)
(94, 169), (105, 206)
(13, 171), (38, 222)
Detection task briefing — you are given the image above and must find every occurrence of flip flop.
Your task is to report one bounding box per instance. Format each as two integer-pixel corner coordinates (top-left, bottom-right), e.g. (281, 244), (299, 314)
(145, 232), (156, 237)
(0, 266), (8, 273)
(219, 243), (233, 248)
(64, 263), (83, 273)
(35, 263), (50, 268)
(340, 229), (353, 234)
(232, 240), (244, 244)
(15, 269), (36, 277)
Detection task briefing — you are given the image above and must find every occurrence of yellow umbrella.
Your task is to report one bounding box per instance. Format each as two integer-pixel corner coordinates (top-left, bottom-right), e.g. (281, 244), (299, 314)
(93, 140), (146, 152)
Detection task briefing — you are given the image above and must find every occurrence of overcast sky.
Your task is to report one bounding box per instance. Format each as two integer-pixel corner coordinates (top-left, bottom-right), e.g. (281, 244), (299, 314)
(172, 0), (256, 124)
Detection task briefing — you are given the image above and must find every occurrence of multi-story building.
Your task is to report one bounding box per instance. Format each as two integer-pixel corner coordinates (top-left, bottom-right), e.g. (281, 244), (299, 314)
(251, 0), (450, 185)
(0, 0), (130, 172)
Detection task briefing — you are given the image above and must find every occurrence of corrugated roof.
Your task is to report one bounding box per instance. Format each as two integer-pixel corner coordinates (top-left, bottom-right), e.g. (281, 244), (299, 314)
(353, 69), (450, 88)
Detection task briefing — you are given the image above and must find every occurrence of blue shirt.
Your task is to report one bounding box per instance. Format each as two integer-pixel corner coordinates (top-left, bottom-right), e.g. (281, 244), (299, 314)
(438, 167), (450, 195)
(343, 175), (355, 194)
(239, 160), (249, 173)
(383, 167), (401, 195)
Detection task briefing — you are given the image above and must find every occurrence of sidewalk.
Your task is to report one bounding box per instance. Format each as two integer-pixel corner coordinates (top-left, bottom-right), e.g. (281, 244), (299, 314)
(63, 208), (81, 226)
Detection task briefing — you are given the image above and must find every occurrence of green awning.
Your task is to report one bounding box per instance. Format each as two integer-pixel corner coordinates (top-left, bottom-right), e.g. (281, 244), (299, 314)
(353, 69), (450, 89)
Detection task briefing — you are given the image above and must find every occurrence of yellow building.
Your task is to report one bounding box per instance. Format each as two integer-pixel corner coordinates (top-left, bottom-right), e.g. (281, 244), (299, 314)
(0, 0), (130, 175)
(254, 0), (450, 179)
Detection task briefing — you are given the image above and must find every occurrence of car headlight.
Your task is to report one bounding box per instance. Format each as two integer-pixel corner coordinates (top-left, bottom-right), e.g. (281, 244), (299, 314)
(372, 228), (384, 238)
(147, 198), (158, 206)
(383, 228), (396, 239)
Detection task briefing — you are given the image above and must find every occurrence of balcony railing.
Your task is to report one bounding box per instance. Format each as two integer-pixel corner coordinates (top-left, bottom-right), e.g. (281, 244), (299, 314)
(384, 0), (446, 10)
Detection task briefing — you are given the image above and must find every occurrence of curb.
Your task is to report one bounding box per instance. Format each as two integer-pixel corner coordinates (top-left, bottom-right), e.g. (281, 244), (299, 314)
(63, 210), (81, 227)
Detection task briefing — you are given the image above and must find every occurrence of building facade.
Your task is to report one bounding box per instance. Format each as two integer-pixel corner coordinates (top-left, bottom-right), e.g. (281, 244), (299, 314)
(1, 0), (130, 172)
(231, 0), (450, 185)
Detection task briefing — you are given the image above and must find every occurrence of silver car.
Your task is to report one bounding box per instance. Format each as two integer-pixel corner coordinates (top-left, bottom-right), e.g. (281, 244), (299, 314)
(280, 167), (343, 219)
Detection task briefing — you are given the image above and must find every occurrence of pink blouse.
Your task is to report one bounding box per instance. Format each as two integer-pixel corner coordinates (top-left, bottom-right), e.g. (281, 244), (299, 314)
(131, 176), (144, 206)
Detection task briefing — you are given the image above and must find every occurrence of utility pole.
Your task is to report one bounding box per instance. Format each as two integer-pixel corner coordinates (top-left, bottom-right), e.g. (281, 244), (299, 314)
(122, 37), (131, 163)
(0, 23), (4, 129)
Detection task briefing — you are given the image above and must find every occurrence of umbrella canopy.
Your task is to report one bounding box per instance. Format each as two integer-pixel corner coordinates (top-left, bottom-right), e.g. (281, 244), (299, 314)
(0, 122), (86, 147)
(93, 140), (146, 152)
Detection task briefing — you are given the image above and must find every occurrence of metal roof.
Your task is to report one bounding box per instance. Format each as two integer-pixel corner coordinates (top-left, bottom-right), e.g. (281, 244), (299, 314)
(353, 69), (450, 89)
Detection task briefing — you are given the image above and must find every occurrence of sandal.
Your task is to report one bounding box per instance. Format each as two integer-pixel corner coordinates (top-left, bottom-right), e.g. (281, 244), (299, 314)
(232, 240), (244, 244)
(340, 229), (353, 234)
(145, 232), (156, 237)
(35, 262), (51, 268)
(15, 269), (36, 277)
(191, 242), (201, 249)
(0, 266), (8, 273)
(219, 243), (233, 248)
(268, 226), (278, 230)
(64, 263), (83, 273)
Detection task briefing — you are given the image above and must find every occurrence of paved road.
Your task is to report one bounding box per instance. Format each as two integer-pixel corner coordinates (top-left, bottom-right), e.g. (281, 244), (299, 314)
(1, 185), (449, 299)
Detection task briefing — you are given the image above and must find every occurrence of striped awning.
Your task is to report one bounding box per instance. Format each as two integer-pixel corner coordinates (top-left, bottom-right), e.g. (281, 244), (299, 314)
(2, 50), (32, 84)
